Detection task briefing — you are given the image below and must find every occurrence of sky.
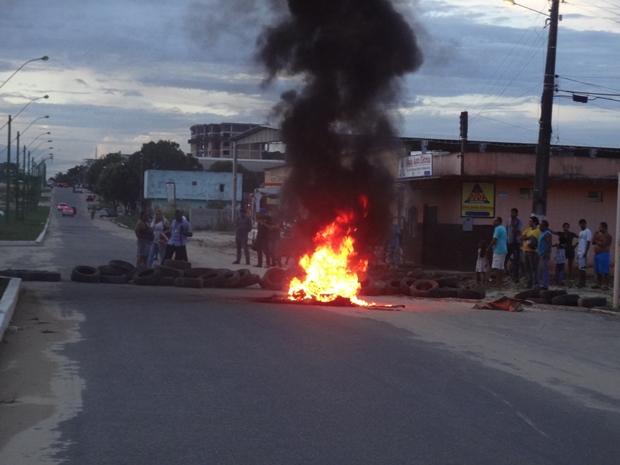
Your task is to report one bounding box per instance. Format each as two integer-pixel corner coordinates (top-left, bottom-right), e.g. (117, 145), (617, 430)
(0, 0), (619, 175)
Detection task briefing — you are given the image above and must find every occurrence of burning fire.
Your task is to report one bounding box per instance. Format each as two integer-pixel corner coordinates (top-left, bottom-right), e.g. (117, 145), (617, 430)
(288, 212), (371, 306)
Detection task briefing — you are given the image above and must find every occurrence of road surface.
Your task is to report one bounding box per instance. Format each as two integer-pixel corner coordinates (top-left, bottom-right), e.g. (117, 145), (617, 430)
(1, 189), (619, 465)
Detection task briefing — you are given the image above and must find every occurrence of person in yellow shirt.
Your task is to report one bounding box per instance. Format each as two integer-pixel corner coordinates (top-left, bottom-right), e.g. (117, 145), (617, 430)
(521, 215), (541, 288)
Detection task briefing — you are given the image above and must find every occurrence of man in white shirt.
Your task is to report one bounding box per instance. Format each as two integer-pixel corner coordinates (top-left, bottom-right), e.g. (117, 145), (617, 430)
(576, 218), (592, 288)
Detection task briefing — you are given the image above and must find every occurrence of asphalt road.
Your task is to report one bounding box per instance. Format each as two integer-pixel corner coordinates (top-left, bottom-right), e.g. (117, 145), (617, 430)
(1, 189), (620, 465)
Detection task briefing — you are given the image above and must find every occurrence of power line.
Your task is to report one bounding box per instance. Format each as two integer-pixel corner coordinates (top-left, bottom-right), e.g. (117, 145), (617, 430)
(556, 88), (620, 97)
(557, 75), (620, 93)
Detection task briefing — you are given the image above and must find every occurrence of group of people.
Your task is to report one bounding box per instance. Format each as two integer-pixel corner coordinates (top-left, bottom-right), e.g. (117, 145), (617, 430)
(478, 208), (613, 290)
(134, 208), (192, 268)
(233, 208), (287, 268)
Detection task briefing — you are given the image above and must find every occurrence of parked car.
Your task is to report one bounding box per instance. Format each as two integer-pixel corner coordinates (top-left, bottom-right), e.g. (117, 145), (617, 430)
(56, 202), (70, 211)
(61, 206), (77, 217)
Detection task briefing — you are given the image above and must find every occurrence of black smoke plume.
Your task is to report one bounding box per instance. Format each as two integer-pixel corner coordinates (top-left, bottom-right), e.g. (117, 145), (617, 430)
(258, 0), (422, 248)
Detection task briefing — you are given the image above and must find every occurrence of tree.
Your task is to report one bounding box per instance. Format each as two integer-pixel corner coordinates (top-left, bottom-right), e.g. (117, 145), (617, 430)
(128, 140), (202, 174)
(96, 162), (140, 210)
(207, 161), (263, 193)
(86, 152), (123, 191)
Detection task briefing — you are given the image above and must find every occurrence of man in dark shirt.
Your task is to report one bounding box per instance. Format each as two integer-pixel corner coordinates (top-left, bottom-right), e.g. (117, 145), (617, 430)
(233, 209), (252, 265)
(553, 223), (578, 281)
(505, 208), (523, 282)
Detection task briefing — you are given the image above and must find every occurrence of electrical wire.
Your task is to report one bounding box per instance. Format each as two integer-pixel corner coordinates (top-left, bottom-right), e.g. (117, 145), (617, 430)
(557, 75), (620, 93)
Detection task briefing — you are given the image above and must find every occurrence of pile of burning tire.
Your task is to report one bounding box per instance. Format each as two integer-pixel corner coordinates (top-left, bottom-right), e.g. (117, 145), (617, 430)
(70, 260), (261, 289)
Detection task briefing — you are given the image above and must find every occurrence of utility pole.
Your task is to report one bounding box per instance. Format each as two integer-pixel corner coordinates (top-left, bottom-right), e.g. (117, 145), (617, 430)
(4, 115), (11, 222)
(231, 141), (238, 223)
(532, 0), (561, 218)
(15, 131), (20, 217)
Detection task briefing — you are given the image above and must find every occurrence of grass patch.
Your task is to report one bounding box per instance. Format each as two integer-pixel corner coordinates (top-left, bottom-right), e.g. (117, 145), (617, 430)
(0, 206), (50, 241)
(113, 214), (138, 230)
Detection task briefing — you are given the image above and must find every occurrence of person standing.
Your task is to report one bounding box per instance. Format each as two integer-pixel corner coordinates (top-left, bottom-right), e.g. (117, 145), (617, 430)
(165, 209), (192, 262)
(537, 220), (552, 290)
(147, 208), (169, 268)
(553, 223), (578, 281)
(576, 219), (592, 288)
(489, 217), (508, 287)
(134, 211), (154, 269)
(521, 215), (541, 289)
(254, 210), (271, 268)
(475, 240), (489, 285)
(233, 208), (252, 265)
(592, 222), (612, 290)
(505, 208), (523, 282)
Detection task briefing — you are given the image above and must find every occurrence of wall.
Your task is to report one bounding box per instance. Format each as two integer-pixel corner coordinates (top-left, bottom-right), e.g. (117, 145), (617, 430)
(402, 177), (618, 270)
(143, 170), (242, 202)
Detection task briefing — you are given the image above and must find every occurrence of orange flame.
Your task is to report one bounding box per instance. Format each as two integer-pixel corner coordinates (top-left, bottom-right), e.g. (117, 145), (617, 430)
(288, 212), (371, 306)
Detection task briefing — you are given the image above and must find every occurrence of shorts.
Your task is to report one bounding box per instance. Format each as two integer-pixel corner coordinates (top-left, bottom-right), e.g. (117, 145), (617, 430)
(475, 257), (488, 273)
(492, 254), (506, 270)
(595, 252), (610, 274)
(577, 254), (587, 270)
(137, 240), (151, 258)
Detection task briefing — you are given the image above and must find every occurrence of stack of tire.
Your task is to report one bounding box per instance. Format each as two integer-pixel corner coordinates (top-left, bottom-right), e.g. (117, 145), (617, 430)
(514, 289), (607, 308)
(133, 259), (261, 289)
(359, 275), (485, 300)
(71, 260), (135, 284)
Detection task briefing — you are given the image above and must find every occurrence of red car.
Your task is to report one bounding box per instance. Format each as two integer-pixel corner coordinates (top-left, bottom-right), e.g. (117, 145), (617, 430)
(56, 202), (70, 211)
(61, 206), (77, 216)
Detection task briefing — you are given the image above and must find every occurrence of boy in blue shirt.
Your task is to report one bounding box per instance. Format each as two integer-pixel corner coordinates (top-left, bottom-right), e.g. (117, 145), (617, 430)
(489, 217), (508, 287)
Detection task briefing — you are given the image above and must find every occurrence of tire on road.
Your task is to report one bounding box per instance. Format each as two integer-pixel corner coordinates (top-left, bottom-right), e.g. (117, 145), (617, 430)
(185, 267), (214, 278)
(399, 277), (416, 296)
(361, 280), (386, 296)
(384, 280), (402, 295)
(457, 288), (485, 300)
(156, 265), (185, 278)
(540, 289), (567, 303)
(514, 289), (540, 300)
(71, 266), (100, 283)
(108, 260), (135, 275)
(260, 267), (288, 291)
(580, 296), (607, 308)
(428, 287), (459, 298)
(202, 270), (225, 288)
(437, 277), (460, 289)
(98, 265), (126, 276)
(100, 274), (130, 284)
(237, 269), (260, 288)
(551, 294), (580, 306)
(163, 259), (191, 272)
(133, 268), (162, 286)
(220, 270), (241, 288)
(410, 279), (439, 297)
(174, 277), (204, 288)
(159, 276), (176, 286)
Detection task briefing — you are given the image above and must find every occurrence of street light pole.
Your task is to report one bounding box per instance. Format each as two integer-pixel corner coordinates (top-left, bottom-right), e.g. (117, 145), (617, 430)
(0, 56), (49, 91)
(4, 115), (11, 222)
(532, 0), (561, 218)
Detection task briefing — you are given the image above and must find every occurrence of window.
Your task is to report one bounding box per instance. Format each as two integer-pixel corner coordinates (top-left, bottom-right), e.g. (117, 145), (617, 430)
(192, 181), (197, 186)
(519, 188), (532, 199)
(219, 184), (225, 193)
(587, 191), (603, 202)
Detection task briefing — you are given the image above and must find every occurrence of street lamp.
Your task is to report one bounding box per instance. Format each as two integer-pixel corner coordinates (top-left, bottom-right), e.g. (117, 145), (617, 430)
(27, 132), (52, 148)
(0, 56), (49, 91)
(19, 115), (50, 138)
(0, 95), (49, 131)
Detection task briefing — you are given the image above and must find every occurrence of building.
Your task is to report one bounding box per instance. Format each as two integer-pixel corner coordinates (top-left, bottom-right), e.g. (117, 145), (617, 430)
(189, 123), (287, 162)
(188, 123), (260, 158)
(144, 169), (242, 209)
(397, 138), (620, 270)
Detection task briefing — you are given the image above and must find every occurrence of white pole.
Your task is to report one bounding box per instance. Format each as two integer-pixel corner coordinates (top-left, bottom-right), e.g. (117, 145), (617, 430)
(613, 173), (620, 309)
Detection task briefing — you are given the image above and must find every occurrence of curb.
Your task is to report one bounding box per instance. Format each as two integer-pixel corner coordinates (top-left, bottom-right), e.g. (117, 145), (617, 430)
(0, 277), (22, 343)
(35, 211), (51, 244)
